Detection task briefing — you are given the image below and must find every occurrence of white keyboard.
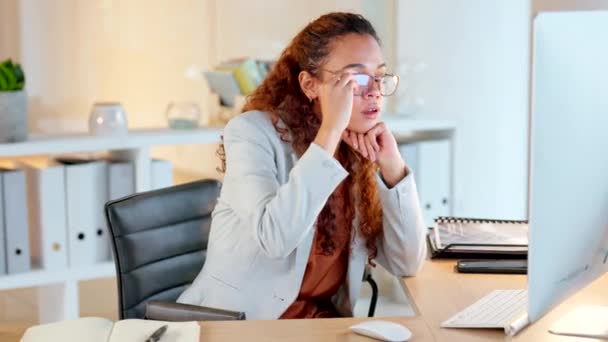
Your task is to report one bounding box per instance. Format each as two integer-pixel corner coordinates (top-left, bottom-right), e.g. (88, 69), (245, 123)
(441, 289), (528, 329)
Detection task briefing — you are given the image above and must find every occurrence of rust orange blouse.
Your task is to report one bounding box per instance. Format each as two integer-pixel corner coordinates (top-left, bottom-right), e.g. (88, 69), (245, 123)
(279, 228), (350, 319)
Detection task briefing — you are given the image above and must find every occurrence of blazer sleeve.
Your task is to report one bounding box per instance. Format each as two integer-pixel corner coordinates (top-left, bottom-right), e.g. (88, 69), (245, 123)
(221, 115), (348, 259)
(374, 171), (428, 276)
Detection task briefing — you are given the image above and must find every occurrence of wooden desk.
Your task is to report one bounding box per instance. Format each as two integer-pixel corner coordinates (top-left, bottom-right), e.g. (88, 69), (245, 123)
(402, 259), (608, 341)
(196, 260), (608, 341)
(199, 316), (435, 341)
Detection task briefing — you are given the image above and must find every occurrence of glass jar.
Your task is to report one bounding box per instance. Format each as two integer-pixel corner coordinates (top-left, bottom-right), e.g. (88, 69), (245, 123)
(88, 102), (129, 136)
(166, 102), (201, 129)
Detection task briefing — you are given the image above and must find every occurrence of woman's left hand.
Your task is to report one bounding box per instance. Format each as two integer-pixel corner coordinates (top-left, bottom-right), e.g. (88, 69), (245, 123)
(342, 122), (409, 187)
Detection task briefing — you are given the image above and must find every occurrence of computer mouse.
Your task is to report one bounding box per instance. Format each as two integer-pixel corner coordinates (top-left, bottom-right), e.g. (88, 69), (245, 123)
(349, 320), (412, 341)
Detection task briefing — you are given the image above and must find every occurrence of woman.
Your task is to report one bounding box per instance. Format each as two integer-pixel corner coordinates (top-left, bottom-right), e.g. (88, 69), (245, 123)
(178, 12), (427, 320)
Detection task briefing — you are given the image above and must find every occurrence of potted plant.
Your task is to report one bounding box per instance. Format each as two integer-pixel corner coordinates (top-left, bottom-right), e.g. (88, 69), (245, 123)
(0, 59), (27, 143)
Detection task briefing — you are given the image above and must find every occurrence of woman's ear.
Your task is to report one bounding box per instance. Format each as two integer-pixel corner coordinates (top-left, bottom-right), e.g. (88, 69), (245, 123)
(298, 70), (318, 102)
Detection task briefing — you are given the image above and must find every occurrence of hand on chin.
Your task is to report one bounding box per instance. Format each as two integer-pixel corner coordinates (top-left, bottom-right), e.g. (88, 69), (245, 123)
(342, 121), (401, 166)
(346, 118), (378, 134)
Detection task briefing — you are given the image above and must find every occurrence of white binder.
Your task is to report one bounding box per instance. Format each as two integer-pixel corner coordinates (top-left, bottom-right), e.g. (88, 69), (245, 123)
(23, 159), (69, 270)
(59, 158), (110, 266)
(151, 159), (173, 190)
(108, 161), (135, 200)
(2, 167), (32, 274)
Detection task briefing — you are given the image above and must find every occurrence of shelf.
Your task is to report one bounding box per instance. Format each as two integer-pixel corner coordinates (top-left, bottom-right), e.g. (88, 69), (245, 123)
(383, 116), (457, 132)
(0, 262), (116, 291)
(0, 127), (223, 158)
(384, 116), (456, 143)
(0, 119), (456, 158)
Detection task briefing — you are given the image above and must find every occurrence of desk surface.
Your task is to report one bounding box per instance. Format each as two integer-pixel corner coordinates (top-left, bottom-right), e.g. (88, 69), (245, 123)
(10, 259), (604, 341)
(402, 259), (608, 341)
(199, 316), (433, 342)
(198, 259), (608, 342)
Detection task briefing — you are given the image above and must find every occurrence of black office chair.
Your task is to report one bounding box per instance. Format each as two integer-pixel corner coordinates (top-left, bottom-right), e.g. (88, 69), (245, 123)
(105, 179), (378, 320)
(364, 266), (379, 317)
(104, 179), (245, 321)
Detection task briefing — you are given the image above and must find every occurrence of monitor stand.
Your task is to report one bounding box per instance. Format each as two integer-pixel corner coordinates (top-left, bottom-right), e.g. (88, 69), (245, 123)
(548, 306), (608, 339)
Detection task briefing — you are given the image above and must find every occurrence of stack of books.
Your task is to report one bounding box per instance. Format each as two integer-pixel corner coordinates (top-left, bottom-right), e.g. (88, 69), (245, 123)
(203, 58), (273, 107)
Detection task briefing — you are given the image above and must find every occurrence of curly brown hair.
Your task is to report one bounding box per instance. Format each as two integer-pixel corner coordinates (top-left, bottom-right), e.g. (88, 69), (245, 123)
(218, 12), (383, 261)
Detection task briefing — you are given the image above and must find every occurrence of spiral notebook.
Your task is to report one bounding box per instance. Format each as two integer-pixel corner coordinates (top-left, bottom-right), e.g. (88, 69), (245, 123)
(427, 217), (528, 259)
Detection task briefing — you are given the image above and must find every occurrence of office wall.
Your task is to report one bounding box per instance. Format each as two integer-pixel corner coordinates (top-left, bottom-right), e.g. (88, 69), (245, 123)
(395, 0), (532, 219)
(215, 0), (393, 57)
(5, 0), (219, 178)
(212, 0), (396, 111)
(0, 0), (20, 61)
(0, 0), (387, 180)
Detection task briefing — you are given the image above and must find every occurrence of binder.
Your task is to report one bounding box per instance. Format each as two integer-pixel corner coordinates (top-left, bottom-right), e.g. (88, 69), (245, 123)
(23, 159), (69, 270)
(108, 161), (135, 200)
(2, 167), (32, 273)
(151, 159), (173, 190)
(427, 217), (528, 259)
(58, 158), (110, 266)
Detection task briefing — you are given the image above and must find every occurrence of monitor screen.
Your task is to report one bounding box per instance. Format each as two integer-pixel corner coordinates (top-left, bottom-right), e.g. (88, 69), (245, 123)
(527, 10), (608, 322)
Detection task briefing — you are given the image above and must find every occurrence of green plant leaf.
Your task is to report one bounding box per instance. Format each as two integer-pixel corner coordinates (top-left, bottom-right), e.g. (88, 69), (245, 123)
(14, 64), (25, 84)
(0, 59), (14, 70)
(0, 65), (17, 90)
(0, 71), (8, 91)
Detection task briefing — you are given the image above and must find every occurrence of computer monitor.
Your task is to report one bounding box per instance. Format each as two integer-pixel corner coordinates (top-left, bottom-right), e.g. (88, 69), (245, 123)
(527, 10), (608, 324)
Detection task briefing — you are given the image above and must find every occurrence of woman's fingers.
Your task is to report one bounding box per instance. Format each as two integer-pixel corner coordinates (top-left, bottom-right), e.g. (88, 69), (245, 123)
(342, 130), (379, 162)
(342, 130), (359, 151)
(350, 130), (359, 150)
(367, 122), (387, 137)
(367, 132), (380, 152)
(364, 138), (376, 162)
(357, 133), (368, 158)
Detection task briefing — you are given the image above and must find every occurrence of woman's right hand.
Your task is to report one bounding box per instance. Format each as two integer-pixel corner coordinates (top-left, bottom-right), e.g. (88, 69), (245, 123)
(317, 72), (357, 134)
(313, 72), (357, 155)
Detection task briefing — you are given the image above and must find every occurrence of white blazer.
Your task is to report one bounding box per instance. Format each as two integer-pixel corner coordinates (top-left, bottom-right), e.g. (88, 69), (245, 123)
(177, 110), (427, 319)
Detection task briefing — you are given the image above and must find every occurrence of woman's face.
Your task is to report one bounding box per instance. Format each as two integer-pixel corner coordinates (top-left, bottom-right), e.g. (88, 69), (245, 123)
(319, 33), (388, 133)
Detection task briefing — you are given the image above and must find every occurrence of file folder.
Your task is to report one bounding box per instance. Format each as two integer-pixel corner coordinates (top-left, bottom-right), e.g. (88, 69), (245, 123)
(108, 161), (135, 200)
(2, 167), (32, 273)
(58, 158), (110, 266)
(24, 159), (69, 270)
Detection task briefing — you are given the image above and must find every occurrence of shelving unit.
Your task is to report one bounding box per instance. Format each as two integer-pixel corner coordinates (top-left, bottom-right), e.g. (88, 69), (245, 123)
(0, 118), (455, 324)
(0, 262), (115, 291)
(0, 127), (222, 324)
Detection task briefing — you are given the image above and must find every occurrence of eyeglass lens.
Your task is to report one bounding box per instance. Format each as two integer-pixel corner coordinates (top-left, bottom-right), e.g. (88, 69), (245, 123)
(351, 74), (398, 96)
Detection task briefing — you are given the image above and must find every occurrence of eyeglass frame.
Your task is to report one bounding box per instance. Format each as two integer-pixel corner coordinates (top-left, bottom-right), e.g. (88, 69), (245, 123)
(316, 68), (400, 96)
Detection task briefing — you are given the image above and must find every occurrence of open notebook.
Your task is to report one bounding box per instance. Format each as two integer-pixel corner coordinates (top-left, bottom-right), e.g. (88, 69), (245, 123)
(20, 317), (199, 342)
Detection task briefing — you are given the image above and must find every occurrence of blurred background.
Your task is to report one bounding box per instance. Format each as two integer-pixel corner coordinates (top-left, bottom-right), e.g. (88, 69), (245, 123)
(1, 0), (607, 338)
(3, 0), (606, 219)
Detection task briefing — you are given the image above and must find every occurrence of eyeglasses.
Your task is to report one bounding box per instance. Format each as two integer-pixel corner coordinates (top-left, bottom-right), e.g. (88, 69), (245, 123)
(318, 69), (400, 96)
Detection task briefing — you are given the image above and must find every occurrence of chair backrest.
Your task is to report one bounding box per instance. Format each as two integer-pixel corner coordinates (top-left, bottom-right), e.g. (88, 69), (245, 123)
(104, 179), (221, 319)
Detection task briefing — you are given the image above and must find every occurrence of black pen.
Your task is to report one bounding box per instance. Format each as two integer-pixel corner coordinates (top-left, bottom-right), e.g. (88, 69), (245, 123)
(145, 324), (168, 342)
